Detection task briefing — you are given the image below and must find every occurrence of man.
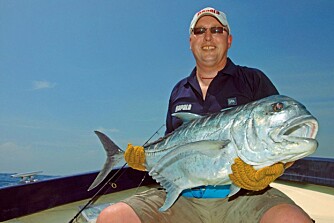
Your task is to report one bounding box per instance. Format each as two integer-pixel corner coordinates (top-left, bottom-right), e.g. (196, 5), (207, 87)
(97, 7), (313, 223)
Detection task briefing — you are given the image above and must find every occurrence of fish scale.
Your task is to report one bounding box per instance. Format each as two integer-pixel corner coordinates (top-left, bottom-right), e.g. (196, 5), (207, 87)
(149, 140), (233, 211)
(89, 95), (319, 211)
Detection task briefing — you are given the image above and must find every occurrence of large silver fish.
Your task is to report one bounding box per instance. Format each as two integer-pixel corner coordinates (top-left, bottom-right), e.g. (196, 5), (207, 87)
(89, 95), (319, 211)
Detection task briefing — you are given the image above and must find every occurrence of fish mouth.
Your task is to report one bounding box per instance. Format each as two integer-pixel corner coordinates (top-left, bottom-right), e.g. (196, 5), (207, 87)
(276, 115), (319, 160)
(280, 116), (318, 140)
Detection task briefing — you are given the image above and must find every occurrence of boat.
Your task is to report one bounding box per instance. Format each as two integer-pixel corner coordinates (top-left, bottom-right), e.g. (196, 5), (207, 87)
(1, 157), (333, 223)
(11, 171), (43, 184)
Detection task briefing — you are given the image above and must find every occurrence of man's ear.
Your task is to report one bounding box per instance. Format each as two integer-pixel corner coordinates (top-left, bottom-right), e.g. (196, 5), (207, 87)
(228, 34), (233, 49)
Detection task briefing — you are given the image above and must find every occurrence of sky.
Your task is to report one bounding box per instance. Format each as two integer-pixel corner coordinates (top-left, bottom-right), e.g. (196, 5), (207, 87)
(1, 0), (333, 175)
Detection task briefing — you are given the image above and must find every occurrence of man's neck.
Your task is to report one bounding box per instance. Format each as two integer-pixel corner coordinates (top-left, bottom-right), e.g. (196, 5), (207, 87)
(196, 58), (228, 79)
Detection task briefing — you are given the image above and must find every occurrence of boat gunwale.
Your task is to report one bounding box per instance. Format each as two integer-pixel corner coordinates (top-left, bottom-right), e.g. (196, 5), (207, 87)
(0, 157), (333, 221)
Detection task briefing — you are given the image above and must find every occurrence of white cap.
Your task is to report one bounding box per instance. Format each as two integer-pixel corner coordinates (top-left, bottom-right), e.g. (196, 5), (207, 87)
(189, 7), (230, 34)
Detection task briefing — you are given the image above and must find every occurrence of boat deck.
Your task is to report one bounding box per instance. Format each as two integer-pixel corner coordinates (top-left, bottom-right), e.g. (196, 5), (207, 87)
(3, 185), (156, 223)
(3, 181), (334, 223)
(271, 181), (334, 223)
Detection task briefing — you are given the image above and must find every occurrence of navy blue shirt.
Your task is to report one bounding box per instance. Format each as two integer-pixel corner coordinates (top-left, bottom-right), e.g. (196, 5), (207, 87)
(166, 58), (279, 134)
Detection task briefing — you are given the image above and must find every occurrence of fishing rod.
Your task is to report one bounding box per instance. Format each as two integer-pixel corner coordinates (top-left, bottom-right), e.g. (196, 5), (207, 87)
(143, 124), (165, 146)
(69, 124), (165, 223)
(68, 163), (127, 223)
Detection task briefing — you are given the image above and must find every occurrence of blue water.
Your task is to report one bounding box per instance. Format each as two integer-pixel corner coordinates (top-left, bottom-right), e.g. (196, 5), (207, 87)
(0, 173), (56, 188)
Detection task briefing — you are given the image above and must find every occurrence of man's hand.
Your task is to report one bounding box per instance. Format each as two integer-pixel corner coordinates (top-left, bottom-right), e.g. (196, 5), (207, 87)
(124, 144), (146, 171)
(229, 158), (285, 191)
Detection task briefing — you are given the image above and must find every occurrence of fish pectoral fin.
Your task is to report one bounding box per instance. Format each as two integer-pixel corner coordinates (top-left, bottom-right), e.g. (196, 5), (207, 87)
(228, 184), (241, 197)
(188, 140), (230, 157)
(151, 140), (232, 174)
(203, 140), (230, 149)
(182, 140), (230, 151)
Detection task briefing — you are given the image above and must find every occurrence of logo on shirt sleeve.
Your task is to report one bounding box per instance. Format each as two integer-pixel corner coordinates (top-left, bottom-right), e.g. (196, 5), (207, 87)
(227, 97), (237, 106)
(175, 104), (192, 112)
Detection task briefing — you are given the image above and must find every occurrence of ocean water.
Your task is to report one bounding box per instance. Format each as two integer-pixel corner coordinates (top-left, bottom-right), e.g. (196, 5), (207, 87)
(0, 173), (56, 188)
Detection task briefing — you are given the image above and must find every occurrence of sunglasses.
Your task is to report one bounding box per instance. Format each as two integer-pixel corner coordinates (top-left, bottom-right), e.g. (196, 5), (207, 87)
(192, 27), (228, 35)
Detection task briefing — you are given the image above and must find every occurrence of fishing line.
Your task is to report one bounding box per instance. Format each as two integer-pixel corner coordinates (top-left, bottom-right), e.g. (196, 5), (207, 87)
(134, 172), (148, 194)
(143, 124), (165, 146)
(68, 163), (127, 223)
(134, 124), (164, 194)
(69, 124), (165, 223)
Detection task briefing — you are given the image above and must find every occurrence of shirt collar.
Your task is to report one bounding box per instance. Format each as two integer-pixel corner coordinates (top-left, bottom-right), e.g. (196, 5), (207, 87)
(220, 58), (237, 76)
(186, 57), (237, 86)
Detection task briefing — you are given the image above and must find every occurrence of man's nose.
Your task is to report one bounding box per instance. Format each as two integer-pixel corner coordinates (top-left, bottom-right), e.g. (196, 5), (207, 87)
(204, 29), (213, 41)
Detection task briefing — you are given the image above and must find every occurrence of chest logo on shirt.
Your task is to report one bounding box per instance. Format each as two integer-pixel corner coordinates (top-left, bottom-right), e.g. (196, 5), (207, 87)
(175, 104), (192, 112)
(228, 97), (237, 106)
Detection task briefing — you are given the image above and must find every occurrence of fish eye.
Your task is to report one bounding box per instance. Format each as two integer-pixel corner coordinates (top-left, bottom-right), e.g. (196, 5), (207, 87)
(272, 102), (284, 112)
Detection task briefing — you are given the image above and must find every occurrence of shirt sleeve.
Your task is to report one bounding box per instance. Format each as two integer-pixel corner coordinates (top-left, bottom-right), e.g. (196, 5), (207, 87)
(246, 69), (279, 100)
(165, 96), (174, 135)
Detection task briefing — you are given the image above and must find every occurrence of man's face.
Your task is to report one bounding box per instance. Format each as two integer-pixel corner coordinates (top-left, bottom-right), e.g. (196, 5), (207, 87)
(190, 16), (232, 69)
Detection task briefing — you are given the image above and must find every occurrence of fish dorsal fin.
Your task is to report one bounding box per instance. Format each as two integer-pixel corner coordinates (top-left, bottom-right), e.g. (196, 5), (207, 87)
(171, 112), (203, 123)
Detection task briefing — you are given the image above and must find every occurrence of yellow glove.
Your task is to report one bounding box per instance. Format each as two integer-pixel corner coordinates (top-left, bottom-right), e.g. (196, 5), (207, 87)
(229, 157), (285, 191)
(124, 144), (146, 171)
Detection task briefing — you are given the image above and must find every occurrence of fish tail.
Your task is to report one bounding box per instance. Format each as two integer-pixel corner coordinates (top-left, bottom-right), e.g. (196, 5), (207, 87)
(88, 131), (125, 191)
